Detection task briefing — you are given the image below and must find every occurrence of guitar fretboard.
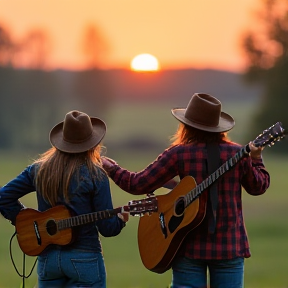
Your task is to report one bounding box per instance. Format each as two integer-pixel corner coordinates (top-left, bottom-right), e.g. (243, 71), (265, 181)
(57, 208), (122, 230)
(184, 144), (250, 207)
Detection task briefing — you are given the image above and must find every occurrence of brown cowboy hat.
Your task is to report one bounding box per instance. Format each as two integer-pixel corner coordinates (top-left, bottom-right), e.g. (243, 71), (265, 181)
(49, 110), (106, 153)
(171, 93), (235, 132)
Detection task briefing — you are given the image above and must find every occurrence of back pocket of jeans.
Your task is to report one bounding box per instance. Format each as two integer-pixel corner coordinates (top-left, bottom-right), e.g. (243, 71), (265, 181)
(37, 255), (48, 279)
(71, 255), (104, 285)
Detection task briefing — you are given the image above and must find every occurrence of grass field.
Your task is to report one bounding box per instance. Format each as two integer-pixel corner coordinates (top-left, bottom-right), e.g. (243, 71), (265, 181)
(0, 102), (287, 287)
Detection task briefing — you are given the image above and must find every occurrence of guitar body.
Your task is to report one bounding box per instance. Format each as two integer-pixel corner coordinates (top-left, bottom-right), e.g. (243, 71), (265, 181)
(16, 205), (74, 256)
(15, 198), (159, 256)
(138, 176), (207, 274)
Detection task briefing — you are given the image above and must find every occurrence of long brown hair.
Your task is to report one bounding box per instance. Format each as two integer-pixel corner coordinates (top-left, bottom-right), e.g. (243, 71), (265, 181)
(34, 145), (103, 206)
(171, 123), (230, 146)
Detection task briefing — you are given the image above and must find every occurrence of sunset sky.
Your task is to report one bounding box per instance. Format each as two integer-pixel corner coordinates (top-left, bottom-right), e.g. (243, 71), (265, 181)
(1, 0), (261, 72)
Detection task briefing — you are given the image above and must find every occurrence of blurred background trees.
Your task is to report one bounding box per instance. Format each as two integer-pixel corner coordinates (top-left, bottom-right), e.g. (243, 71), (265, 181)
(81, 24), (110, 70)
(0, 23), (112, 153)
(0, 0), (287, 154)
(0, 25), (14, 67)
(242, 0), (288, 152)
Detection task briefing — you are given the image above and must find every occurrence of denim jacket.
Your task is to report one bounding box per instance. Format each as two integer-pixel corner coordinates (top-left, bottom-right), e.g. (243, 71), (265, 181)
(0, 164), (125, 253)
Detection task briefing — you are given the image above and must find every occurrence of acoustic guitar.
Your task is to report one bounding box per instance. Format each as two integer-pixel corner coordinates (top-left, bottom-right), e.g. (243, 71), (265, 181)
(137, 122), (286, 274)
(16, 196), (157, 256)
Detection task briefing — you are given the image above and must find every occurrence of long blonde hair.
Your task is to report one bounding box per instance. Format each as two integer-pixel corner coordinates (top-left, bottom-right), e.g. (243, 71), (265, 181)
(34, 145), (103, 206)
(171, 123), (230, 146)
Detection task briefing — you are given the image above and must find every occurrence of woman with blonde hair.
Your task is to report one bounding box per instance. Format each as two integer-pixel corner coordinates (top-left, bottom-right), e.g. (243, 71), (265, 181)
(0, 110), (128, 288)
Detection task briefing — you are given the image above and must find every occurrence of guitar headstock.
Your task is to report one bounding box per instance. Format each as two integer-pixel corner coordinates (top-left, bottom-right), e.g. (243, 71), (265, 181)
(124, 196), (158, 216)
(253, 122), (286, 148)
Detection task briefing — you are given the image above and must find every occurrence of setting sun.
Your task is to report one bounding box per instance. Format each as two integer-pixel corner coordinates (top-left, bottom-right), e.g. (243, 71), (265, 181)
(130, 53), (160, 72)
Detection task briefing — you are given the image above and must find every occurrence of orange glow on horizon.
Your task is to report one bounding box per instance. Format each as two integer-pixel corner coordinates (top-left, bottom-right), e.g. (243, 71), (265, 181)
(0, 0), (261, 72)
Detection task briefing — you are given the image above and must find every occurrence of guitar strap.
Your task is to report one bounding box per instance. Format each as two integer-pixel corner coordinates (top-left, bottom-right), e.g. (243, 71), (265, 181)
(206, 143), (221, 234)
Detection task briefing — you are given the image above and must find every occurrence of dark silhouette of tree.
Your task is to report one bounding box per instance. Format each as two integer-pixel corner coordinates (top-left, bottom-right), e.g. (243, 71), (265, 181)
(241, 0), (288, 152)
(72, 24), (113, 119)
(18, 28), (52, 69)
(0, 24), (51, 69)
(0, 24), (15, 67)
(81, 24), (110, 69)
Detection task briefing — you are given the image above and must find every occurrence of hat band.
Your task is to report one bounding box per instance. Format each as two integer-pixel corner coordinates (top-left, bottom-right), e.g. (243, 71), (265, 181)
(63, 130), (93, 144)
(188, 117), (219, 127)
(185, 110), (220, 128)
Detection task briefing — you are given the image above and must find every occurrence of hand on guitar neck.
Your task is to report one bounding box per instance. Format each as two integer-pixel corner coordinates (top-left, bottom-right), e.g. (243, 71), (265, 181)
(117, 212), (129, 222)
(249, 141), (264, 159)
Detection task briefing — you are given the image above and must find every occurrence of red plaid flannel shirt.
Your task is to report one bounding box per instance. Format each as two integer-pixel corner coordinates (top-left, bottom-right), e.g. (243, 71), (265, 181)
(108, 141), (270, 260)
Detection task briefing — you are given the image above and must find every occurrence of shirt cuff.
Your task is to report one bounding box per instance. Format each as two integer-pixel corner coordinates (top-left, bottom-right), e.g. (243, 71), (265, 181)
(251, 157), (264, 166)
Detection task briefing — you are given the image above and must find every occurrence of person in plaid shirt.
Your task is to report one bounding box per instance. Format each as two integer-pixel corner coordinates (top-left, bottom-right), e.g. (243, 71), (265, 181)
(102, 93), (270, 288)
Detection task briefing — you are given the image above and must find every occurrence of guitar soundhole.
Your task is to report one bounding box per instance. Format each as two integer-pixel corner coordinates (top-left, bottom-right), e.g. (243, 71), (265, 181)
(46, 220), (57, 236)
(174, 197), (185, 216)
(168, 215), (184, 234)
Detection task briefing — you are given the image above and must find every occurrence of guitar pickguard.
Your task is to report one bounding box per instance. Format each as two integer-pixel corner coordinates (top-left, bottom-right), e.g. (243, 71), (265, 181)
(159, 213), (167, 238)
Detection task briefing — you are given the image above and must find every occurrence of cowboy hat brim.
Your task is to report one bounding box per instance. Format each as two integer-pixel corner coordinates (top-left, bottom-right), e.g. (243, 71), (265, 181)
(171, 108), (235, 133)
(50, 117), (106, 153)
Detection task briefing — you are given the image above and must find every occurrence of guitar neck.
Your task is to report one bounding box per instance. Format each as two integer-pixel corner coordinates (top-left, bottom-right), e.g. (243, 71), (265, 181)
(185, 144), (250, 207)
(57, 207), (123, 230)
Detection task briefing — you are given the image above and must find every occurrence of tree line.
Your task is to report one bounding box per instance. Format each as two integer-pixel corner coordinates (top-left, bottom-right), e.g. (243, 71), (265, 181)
(0, 67), (113, 152)
(0, 0), (288, 153)
(241, 0), (288, 146)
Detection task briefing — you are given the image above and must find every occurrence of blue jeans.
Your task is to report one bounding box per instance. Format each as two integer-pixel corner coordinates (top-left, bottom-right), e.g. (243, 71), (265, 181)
(37, 248), (106, 288)
(171, 256), (244, 288)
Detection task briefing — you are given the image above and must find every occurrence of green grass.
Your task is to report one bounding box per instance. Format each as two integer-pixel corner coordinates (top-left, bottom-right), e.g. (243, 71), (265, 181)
(0, 102), (287, 287)
(0, 153), (287, 288)
(241, 154), (288, 288)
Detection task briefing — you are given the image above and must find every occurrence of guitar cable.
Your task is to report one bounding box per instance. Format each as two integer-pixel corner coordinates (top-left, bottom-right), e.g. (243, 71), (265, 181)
(9, 231), (38, 288)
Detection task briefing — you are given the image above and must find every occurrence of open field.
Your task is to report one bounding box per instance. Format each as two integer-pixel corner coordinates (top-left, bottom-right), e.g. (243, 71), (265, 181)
(0, 101), (287, 287)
